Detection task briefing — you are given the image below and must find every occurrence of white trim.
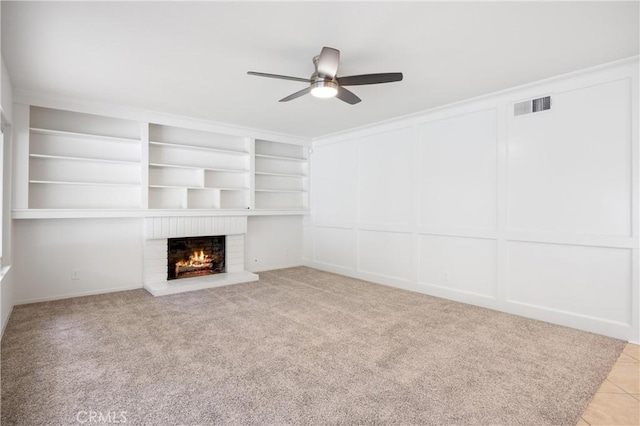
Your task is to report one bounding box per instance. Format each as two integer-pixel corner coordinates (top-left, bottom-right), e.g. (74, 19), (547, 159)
(312, 223), (635, 249)
(14, 284), (144, 305)
(306, 260), (634, 341)
(12, 209), (309, 219)
(313, 56), (640, 146)
(248, 262), (305, 273)
(0, 266), (13, 338)
(1, 305), (13, 338)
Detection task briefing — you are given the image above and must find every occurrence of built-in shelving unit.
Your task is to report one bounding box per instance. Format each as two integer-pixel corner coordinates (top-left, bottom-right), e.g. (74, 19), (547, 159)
(254, 140), (309, 210)
(147, 124), (250, 210)
(16, 106), (310, 217)
(28, 107), (142, 209)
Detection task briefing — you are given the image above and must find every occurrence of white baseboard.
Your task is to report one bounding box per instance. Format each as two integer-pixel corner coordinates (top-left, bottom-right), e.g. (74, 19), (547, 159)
(1, 265), (14, 340)
(14, 284), (144, 305)
(1, 304), (13, 340)
(248, 262), (304, 273)
(305, 261), (637, 342)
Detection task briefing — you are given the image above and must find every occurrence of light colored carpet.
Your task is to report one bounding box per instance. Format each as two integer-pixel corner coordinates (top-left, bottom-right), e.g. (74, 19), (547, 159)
(1, 267), (625, 425)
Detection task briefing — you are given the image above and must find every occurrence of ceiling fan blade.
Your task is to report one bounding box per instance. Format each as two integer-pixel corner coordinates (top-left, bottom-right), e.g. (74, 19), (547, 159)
(317, 47), (340, 78)
(336, 86), (361, 105)
(279, 87), (312, 102)
(337, 73), (403, 86)
(247, 71), (311, 83)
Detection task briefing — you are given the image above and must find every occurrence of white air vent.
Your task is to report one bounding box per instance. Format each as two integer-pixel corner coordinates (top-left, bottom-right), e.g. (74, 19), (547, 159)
(514, 96), (552, 116)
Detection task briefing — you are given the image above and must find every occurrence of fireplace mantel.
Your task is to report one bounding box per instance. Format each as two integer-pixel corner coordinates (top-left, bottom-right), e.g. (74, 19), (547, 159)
(12, 209), (308, 220)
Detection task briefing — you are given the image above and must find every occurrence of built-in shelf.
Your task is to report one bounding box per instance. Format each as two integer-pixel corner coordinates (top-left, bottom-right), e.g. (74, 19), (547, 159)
(30, 127), (140, 144)
(20, 106), (311, 214)
(147, 124), (251, 210)
(254, 140), (309, 210)
(255, 154), (307, 162)
(27, 107), (143, 210)
(255, 208), (312, 212)
(255, 189), (307, 193)
(149, 141), (247, 156)
(255, 171), (307, 178)
(149, 185), (248, 191)
(12, 209), (309, 219)
(29, 153), (140, 165)
(149, 163), (248, 174)
(30, 180), (139, 187)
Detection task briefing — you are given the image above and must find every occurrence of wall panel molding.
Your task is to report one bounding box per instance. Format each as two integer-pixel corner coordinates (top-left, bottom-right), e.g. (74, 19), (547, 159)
(309, 58), (639, 341)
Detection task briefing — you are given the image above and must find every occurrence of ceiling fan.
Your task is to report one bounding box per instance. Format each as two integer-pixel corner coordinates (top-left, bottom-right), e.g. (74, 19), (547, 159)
(247, 47), (403, 105)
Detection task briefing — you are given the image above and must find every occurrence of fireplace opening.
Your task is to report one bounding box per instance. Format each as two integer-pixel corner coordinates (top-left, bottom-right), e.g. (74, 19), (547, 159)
(167, 236), (225, 280)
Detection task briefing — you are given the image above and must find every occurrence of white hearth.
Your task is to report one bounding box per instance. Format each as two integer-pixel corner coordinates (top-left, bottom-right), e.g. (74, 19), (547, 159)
(143, 216), (258, 296)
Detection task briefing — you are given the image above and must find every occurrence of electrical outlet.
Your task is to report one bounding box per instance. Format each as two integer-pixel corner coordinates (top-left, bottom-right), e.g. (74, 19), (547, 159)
(71, 269), (80, 280)
(443, 272), (449, 282)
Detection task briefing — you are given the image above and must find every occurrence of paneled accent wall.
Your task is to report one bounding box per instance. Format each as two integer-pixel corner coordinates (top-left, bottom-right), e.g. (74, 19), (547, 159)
(307, 59), (639, 341)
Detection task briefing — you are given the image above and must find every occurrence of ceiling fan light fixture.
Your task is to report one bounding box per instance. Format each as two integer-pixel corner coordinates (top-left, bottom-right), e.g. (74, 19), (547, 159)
(247, 46), (402, 105)
(310, 80), (338, 98)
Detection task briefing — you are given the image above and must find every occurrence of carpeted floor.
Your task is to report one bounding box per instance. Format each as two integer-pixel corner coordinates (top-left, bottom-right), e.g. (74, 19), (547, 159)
(1, 267), (625, 425)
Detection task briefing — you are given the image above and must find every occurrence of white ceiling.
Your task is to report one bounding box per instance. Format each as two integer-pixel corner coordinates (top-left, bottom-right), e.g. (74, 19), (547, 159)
(2, 1), (638, 139)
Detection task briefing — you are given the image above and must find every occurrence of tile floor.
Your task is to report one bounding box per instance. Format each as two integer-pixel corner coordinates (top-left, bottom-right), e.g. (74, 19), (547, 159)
(577, 343), (639, 425)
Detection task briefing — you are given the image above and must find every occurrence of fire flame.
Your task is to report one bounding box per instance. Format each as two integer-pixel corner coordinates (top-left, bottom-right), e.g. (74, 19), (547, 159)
(173, 247), (219, 279)
(192, 250), (205, 262)
(176, 249), (211, 268)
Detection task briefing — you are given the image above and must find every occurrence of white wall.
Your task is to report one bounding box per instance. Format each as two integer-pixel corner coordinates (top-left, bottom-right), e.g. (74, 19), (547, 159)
(308, 58), (639, 342)
(245, 215), (303, 272)
(13, 218), (144, 304)
(11, 215), (303, 304)
(1, 55), (15, 335)
(1, 60), (12, 124)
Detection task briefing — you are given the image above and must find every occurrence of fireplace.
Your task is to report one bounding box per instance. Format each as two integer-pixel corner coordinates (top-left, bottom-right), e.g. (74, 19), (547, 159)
(144, 216), (257, 296)
(167, 236), (225, 280)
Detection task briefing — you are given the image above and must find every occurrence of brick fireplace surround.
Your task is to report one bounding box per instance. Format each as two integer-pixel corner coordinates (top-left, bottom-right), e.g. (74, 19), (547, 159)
(143, 216), (258, 296)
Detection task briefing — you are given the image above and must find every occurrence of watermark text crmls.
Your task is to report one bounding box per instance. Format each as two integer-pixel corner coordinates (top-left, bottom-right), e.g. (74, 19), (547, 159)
(76, 411), (127, 424)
